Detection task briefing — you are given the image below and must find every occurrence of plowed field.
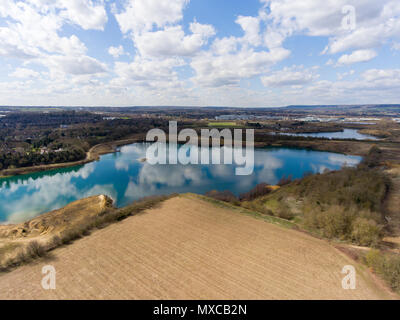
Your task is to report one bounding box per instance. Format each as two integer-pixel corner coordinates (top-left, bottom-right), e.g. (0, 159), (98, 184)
(0, 195), (393, 299)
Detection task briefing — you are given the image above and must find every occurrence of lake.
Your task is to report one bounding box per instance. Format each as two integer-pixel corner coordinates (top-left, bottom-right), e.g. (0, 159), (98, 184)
(279, 129), (378, 140)
(0, 143), (361, 224)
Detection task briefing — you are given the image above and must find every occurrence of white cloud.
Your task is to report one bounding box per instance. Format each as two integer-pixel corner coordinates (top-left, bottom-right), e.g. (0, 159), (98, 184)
(362, 68), (400, 83)
(1, 0), (400, 106)
(48, 55), (107, 75)
(115, 0), (189, 34)
(189, 10), (290, 88)
(337, 70), (355, 80)
(261, 66), (319, 87)
(262, 0), (400, 55)
(108, 45), (126, 58)
(134, 24), (215, 57)
(10, 67), (40, 79)
(337, 49), (377, 65)
(0, 1), (88, 58)
(113, 56), (182, 85)
(236, 16), (261, 46)
(191, 47), (290, 87)
(58, 0), (108, 31)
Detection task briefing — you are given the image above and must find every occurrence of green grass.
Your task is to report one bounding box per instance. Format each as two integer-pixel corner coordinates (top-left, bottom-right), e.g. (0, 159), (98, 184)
(208, 122), (239, 127)
(187, 193), (296, 229)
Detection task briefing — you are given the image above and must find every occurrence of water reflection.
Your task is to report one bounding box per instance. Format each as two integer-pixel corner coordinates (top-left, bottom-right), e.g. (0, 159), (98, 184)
(279, 129), (378, 140)
(0, 143), (361, 223)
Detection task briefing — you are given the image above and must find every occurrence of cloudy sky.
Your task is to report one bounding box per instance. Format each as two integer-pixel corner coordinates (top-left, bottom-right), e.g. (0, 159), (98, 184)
(0, 0), (399, 107)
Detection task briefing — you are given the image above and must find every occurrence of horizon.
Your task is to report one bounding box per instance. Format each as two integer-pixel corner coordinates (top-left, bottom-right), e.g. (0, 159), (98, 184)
(1, 104), (400, 109)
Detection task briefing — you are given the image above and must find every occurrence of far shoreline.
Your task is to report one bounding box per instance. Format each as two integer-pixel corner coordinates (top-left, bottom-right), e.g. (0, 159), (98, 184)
(0, 132), (382, 179)
(0, 136), (145, 179)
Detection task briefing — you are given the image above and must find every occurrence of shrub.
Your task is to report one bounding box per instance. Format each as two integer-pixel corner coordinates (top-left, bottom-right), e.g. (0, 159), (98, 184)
(364, 250), (400, 293)
(48, 235), (62, 250)
(26, 240), (47, 258)
(303, 206), (384, 244)
(240, 201), (274, 216)
(276, 204), (295, 220)
(318, 206), (354, 240)
(239, 183), (271, 201)
(383, 255), (400, 292)
(351, 218), (382, 247)
(359, 146), (383, 169)
(364, 249), (383, 272)
(205, 190), (239, 204)
(277, 175), (292, 186)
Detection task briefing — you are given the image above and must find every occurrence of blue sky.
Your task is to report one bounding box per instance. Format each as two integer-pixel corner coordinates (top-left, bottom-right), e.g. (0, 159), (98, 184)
(0, 0), (399, 107)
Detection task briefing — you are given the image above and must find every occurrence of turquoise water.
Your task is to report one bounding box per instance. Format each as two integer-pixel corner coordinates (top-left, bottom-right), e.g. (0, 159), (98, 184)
(280, 129), (378, 140)
(0, 143), (361, 223)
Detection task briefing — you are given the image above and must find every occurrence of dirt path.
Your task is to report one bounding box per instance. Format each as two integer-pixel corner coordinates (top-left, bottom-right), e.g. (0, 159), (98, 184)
(0, 195), (394, 300)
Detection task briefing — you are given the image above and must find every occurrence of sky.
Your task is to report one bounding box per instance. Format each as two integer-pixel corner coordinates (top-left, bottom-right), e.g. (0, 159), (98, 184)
(0, 0), (399, 107)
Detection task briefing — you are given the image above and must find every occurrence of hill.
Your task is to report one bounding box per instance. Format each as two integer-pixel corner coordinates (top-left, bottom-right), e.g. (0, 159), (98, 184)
(0, 194), (393, 299)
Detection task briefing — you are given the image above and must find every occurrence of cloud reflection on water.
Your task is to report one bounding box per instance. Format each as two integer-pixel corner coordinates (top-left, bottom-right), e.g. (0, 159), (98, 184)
(0, 143), (361, 223)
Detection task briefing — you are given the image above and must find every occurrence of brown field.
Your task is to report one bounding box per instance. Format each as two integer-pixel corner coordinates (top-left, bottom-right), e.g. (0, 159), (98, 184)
(0, 195), (395, 300)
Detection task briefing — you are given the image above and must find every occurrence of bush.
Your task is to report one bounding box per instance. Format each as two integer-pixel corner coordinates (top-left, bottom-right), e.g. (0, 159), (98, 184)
(359, 146), (383, 169)
(26, 240), (47, 258)
(364, 250), (400, 293)
(240, 201), (274, 216)
(351, 218), (382, 247)
(205, 190), (239, 204)
(304, 206), (351, 239)
(277, 175), (292, 186)
(383, 255), (400, 292)
(285, 167), (388, 212)
(276, 204), (295, 220)
(239, 183), (271, 201)
(365, 249), (383, 271)
(304, 206), (384, 244)
(48, 235), (62, 250)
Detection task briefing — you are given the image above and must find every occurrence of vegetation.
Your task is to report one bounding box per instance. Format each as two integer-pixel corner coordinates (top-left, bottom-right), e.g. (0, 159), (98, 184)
(205, 190), (239, 204)
(208, 122), (238, 127)
(359, 145), (383, 168)
(265, 166), (388, 245)
(203, 152), (389, 247)
(364, 250), (400, 293)
(205, 183), (273, 204)
(239, 183), (271, 201)
(0, 111), (169, 171)
(0, 146), (86, 170)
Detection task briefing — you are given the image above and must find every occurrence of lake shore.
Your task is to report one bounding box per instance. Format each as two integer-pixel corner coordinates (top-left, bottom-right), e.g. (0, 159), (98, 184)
(0, 135), (145, 179)
(0, 130), (391, 179)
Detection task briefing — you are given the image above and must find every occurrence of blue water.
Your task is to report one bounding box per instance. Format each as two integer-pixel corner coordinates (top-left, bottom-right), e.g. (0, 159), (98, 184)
(0, 143), (361, 223)
(279, 129), (378, 140)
